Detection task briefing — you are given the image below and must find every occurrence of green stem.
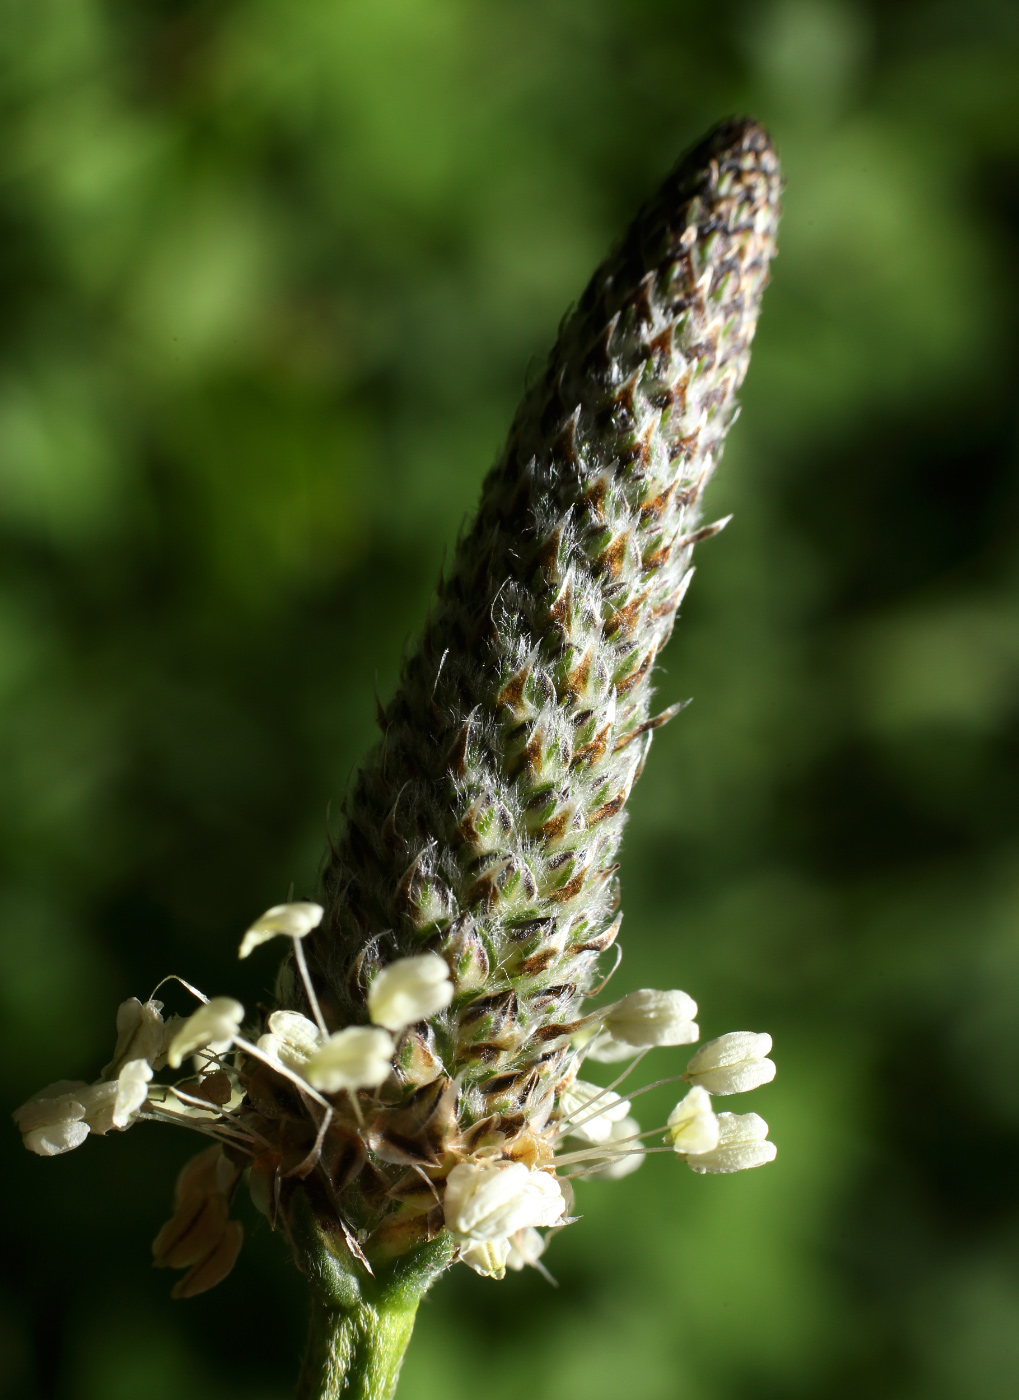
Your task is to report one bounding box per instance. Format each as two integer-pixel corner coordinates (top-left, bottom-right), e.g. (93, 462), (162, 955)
(290, 1200), (456, 1400)
(296, 1291), (420, 1400)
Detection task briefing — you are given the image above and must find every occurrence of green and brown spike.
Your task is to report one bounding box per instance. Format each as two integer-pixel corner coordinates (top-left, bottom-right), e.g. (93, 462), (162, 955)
(289, 115), (782, 1255)
(11, 114), (783, 1400)
(12, 114), (783, 1400)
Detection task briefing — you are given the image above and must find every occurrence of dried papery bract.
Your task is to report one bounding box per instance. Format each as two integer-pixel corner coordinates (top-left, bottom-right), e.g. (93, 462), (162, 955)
(13, 118), (782, 1400)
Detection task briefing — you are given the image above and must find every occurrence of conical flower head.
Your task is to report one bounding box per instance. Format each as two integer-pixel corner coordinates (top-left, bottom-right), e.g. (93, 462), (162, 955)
(283, 117), (781, 1256)
(15, 119), (782, 1297)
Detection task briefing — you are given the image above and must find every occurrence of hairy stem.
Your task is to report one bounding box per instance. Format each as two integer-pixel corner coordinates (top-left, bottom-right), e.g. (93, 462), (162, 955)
(292, 1199), (457, 1400)
(296, 1292), (420, 1400)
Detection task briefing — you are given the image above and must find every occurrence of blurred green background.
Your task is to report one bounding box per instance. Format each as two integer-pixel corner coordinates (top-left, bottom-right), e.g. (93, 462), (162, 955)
(3, 1), (1019, 1397)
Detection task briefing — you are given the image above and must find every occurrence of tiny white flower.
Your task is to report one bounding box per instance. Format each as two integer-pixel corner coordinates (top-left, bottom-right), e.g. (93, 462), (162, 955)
(666, 1086), (720, 1155)
(443, 1161), (566, 1241)
(76, 1081), (119, 1135)
(238, 901), (324, 959)
(103, 998), (166, 1077)
(459, 1237), (511, 1278)
(558, 1078), (632, 1145)
(166, 998), (245, 1069)
(61, 1064), (155, 1139)
(505, 1226), (547, 1271)
(13, 1082), (91, 1156)
(587, 1116), (645, 1180)
(586, 988), (699, 1061)
(684, 1032), (776, 1095)
(303, 1026), (395, 1093)
(160, 1014), (188, 1059)
(686, 1111), (777, 1174)
(367, 954), (453, 1032)
(583, 1031), (636, 1062)
(22, 1119), (91, 1156)
(258, 1010), (323, 1072)
(113, 1058), (153, 1128)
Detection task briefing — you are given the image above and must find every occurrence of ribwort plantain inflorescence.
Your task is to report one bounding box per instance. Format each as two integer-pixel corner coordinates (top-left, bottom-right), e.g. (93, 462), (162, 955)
(15, 116), (782, 1398)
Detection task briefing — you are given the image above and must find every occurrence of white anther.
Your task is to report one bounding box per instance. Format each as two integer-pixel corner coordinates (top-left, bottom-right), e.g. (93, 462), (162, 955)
(686, 1111), (777, 1174)
(238, 901), (324, 959)
(367, 954), (453, 1032)
(666, 1086), (720, 1155)
(443, 1161), (566, 1241)
(303, 1026), (395, 1093)
(684, 1032), (775, 1095)
(166, 998), (245, 1069)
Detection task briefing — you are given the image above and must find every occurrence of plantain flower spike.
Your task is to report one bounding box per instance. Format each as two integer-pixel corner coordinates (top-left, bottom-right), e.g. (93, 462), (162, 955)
(289, 115), (781, 1282)
(14, 118), (782, 1397)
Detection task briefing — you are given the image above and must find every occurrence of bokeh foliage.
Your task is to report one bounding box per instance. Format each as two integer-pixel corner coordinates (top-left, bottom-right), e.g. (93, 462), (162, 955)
(2, 2), (1019, 1397)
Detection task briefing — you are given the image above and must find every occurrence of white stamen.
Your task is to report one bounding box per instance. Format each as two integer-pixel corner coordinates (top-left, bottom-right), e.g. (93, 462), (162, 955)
(443, 1162), (566, 1241)
(684, 1032), (775, 1095)
(238, 901), (324, 959)
(506, 1226), (548, 1271)
(113, 1058), (154, 1128)
(586, 1116), (646, 1180)
(558, 1079), (632, 1144)
(13, 1083), (91, 1157)
(459, 1238), (511, 1278)
(587, 988), (699, 1061)
(367, 954), (454, 1032)
(166, 998), (245, 1069)
(259, 1010), (323, 1071)
(103, 998), (166, 1078)
(292, 936), (328, 1037)
(686, 1111), (777, 1173)
(666, 1086), (719, 1154)
(303, 1026), (395, 1093)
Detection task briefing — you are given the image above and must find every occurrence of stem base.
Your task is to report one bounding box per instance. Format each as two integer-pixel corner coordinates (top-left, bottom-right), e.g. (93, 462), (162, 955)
(297, 1293), (419, 1400)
